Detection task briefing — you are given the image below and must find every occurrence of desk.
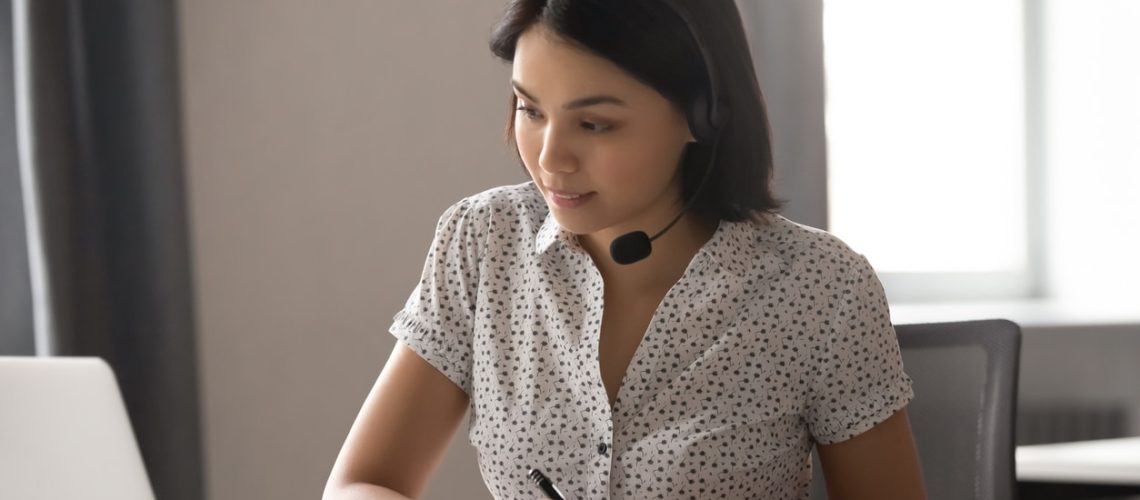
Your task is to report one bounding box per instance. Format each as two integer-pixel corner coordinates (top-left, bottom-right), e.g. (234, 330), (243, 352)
(1017, 437), (1140, 499)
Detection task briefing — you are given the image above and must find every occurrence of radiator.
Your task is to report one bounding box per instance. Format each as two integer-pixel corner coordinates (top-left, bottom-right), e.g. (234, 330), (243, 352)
(1017, 403), (1130, 446)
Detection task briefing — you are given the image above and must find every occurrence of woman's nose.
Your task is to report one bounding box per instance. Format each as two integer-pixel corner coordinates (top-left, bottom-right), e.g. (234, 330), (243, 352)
(537, 126), (578, 174)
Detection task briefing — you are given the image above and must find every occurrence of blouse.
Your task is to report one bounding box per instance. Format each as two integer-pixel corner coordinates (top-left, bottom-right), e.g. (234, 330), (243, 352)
(388, 180), (914, 499)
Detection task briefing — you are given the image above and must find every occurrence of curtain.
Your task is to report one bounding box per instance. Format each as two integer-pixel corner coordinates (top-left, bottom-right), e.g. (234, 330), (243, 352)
(6, 1), (203, 498)
(1, 0), (35, 355)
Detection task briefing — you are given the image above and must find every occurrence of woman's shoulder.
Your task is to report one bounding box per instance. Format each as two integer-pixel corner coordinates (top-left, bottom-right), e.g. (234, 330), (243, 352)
(461, 180), (545, 210)
(445, 180), (545, 224)
(733, 212), (873, 281)
(432, 181), (548, 249)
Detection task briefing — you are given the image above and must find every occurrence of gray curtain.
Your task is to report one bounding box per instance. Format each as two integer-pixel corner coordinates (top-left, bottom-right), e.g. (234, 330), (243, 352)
(736, 0), (829, 230)
(4, 1), (203, 499)
(1, 0), (34, 355)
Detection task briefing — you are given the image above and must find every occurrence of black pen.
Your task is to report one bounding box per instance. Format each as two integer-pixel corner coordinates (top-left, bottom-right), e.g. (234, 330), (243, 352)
(527, 467), (567, 500)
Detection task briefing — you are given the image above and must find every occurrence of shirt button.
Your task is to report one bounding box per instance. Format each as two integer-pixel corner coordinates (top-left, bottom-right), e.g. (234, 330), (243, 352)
(598, 442), (609, 455)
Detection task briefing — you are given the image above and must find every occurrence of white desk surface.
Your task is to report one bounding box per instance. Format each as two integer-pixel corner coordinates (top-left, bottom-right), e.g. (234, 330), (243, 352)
(1016, 437), (1140, 484)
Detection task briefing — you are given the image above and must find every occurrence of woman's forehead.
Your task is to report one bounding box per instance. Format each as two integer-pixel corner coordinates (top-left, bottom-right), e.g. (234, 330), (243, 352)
(511, 27), (660, 108)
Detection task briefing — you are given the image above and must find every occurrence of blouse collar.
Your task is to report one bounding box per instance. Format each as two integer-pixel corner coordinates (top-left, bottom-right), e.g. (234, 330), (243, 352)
(535, 210), (758, 276)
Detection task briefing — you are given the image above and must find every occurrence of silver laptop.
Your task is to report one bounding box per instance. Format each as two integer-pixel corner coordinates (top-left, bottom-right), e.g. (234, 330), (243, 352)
(0, 356), (156, 500)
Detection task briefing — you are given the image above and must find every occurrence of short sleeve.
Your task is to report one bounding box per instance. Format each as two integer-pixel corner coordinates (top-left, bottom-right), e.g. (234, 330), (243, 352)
(804, 253), (915, 445)
(388, 197), (482, 397)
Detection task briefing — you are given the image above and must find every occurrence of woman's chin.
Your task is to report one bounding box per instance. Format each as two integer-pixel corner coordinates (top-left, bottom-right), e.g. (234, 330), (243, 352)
(548, 210), (606, 236)
(549, 214), (589, 235)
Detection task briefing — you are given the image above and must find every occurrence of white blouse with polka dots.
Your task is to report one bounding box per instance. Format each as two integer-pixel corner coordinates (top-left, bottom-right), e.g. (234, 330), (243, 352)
(389, 181), (914, 499)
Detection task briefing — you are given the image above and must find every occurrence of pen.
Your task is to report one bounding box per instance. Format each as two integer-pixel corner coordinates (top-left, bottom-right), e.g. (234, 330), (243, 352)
(527, 467), (567, 500)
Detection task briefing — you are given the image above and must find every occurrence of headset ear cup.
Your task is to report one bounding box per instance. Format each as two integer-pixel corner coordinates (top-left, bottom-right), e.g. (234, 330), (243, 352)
(690, 96), (728, 145)
(710, 96), (727, 135)
(689, 93), (713, 145)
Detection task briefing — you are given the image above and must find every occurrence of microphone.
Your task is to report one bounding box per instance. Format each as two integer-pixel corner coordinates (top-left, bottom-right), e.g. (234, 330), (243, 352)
(608, 135), (721, 265)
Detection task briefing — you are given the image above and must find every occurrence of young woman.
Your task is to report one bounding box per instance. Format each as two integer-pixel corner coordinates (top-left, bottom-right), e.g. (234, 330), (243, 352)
(325, 1), (926, 499)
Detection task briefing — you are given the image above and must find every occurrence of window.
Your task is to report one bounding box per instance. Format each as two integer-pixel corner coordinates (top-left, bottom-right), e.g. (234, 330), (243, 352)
(825, 0), (1140, 305)
(1039, 1), (1140, 306)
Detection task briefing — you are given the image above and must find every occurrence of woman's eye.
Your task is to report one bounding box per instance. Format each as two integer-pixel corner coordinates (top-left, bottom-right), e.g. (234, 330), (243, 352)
(581, 121), (612, 134)
(515, 105), (612, 134)
(515, 106), (542, 121)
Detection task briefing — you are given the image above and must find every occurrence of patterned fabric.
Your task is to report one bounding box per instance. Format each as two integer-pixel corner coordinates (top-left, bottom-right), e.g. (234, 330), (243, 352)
(389, 180), (914, 499)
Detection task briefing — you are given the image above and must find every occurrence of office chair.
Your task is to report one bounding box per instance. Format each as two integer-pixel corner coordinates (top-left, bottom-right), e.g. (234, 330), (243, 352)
(809, 319), (1022, 500)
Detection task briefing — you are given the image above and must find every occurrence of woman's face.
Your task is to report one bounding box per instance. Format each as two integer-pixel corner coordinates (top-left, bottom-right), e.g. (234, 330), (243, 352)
(511, 24), (695, 241)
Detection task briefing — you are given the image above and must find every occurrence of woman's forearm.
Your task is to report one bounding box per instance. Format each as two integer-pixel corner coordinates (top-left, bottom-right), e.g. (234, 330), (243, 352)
(323, 482), (413, 500)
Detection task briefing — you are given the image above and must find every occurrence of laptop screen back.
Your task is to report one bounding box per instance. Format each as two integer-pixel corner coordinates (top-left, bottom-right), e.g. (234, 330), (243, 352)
(0, 356), (155, 500)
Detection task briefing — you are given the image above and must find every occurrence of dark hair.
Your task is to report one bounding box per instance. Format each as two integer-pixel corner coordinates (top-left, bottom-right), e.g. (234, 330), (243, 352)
(488, 0), (786, 222)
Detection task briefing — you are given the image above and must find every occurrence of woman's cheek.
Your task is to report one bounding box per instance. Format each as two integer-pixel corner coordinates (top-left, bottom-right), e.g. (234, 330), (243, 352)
(516, 136), (540, 172)
(602, 149), (662, 189)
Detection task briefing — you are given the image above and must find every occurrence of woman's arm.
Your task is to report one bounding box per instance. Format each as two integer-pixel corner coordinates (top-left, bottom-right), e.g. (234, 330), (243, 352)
(816, 408), (927, 500)
(323, 340), (471, 500)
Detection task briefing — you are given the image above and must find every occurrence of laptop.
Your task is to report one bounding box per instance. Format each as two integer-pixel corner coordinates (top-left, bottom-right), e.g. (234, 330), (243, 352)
(0, 356), (156, 500)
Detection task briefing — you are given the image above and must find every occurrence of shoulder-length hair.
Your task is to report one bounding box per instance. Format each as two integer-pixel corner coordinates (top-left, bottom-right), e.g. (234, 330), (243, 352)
(488, 0), (785, 222)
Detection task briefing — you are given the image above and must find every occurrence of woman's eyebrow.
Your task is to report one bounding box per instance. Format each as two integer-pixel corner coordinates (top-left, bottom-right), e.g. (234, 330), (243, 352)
(512, 80), (628, 109)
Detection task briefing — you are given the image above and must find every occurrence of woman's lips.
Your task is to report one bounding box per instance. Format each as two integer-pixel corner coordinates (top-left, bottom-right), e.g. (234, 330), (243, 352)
(548, 189), (596, 209)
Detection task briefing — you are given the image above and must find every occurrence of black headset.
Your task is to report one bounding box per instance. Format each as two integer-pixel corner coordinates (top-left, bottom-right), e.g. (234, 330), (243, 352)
(662, 0), (728, 144)
(608, 0), (729, 265)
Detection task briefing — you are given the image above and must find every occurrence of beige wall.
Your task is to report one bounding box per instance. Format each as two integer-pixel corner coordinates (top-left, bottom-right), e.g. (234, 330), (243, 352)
(179, 1), (516, 498)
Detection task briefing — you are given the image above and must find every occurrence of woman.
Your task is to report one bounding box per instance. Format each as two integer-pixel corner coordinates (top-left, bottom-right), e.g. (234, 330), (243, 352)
(324, 1), (926, 499)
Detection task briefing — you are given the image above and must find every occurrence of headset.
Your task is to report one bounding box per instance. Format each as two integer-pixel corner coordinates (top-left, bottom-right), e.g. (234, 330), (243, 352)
(608, 0), (730, 264)
(662, 0), (728, 145)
